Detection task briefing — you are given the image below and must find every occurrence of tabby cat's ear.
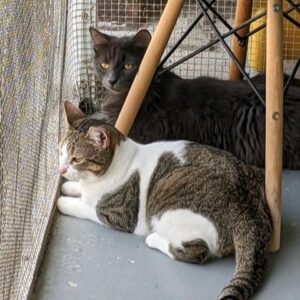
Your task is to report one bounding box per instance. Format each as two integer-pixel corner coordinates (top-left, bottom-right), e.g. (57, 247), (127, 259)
(64, 101), (86, 127)
(133, 29), (151, 49)
(85, 126), (110, 149)
(89, 27), (110, 47)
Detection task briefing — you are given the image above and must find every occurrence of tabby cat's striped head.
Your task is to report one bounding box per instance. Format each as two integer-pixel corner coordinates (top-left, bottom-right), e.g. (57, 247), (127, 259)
(59, 101), (123, 181)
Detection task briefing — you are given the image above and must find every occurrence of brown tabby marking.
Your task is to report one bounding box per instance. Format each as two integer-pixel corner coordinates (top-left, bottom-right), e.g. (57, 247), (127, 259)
(96, 172), (140, 233)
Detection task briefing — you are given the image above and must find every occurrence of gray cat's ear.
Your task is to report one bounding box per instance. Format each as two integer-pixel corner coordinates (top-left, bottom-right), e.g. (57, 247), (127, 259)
(85, 126), (110, 149)
(89, 27), (110, 46)
(64, 101), (86, 127)
(133, 29), (151, 49)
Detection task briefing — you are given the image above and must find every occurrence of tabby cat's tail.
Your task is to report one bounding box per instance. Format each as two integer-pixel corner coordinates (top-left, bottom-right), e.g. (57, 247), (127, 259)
(218, 227), (271, 300)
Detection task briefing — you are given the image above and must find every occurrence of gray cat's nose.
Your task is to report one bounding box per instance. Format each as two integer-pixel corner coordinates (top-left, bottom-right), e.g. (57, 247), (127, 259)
(108, 78), (118, 86)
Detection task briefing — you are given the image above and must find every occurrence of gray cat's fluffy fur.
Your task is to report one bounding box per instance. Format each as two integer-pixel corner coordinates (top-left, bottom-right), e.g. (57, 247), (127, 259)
(85, 28), (300, 169)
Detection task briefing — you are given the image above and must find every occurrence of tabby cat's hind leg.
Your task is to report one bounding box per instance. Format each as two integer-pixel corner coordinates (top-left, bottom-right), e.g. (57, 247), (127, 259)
(170, 239), (210, 264)
(146, 233), (209, 264)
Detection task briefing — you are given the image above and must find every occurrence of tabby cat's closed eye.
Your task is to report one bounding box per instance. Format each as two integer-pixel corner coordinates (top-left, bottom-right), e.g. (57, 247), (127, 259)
(70, 157), (81, 164)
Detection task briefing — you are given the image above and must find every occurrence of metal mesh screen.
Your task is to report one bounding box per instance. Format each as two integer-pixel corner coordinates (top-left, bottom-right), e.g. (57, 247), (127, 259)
(95, 0), (300, 79)
(0, 1), (67, 299)
(95, 0), (237, 79)
(247, 0), (300, 76)
(64, 1), (98, 104)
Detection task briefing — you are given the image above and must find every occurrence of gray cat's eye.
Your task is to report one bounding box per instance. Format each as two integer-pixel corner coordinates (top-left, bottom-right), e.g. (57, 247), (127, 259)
(101, 63), (109, 70)
(124, 64), (133, 70)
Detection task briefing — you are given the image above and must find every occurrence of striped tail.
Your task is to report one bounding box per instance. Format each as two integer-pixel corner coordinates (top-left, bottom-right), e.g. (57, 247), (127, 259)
(218, 228), (271, 300)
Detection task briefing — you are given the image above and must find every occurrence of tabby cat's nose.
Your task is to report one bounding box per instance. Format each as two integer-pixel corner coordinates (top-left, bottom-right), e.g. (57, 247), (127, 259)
(59, 166), (68, 175)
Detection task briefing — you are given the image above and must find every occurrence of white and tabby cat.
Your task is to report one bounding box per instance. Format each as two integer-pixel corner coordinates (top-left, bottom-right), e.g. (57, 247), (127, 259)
(58, 101), (272, 300)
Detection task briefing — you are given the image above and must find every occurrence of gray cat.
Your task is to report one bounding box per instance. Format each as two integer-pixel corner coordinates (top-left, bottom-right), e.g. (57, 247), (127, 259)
(58, 101), (272, 300)
(85, 27), (300, 169)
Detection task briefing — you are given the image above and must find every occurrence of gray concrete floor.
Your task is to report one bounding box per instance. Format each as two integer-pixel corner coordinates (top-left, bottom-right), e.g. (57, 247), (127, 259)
(32, 171), (300, 300)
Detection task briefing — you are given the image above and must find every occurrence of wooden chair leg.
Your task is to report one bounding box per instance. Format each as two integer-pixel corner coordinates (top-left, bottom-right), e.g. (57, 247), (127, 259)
(115, 0), (185, 136)
(229, 0), (253, 80)
(266, 0), (283, 252)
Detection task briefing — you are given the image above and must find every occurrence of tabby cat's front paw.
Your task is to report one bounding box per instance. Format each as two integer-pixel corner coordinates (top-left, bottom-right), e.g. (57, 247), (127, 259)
(57, 196), (73, 215)
(57, 196), (81, 216)
(61, 181), (81, 197)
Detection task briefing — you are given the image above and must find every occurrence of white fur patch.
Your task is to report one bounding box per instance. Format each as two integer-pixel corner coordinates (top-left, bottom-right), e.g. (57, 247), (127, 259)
(61, 181), (81, 197)
(133, 140), (187, 235)
(59, 143), (80, 181)
(145, 232), (174, 258)
(151, 209), (219, 256)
